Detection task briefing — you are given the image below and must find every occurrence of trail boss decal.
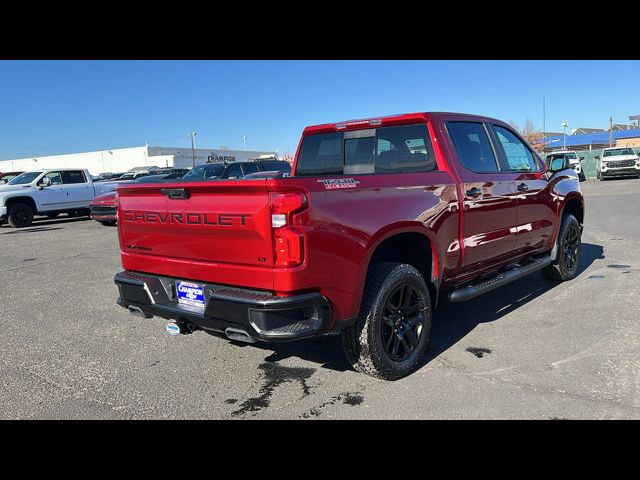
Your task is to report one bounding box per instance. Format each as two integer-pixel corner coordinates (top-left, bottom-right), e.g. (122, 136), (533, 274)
(317, 178), (360, 190)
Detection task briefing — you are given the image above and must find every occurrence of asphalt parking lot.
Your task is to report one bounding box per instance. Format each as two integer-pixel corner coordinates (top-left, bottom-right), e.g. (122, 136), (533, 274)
(1, 178), (639, 419)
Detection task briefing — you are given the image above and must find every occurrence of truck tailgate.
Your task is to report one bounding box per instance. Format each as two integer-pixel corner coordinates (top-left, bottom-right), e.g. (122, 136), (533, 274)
(116, 181), (275, 289)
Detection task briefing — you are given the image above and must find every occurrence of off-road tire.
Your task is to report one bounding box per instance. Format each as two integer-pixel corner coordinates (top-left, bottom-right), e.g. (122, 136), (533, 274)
(542, 214), (581, 282)
(7, 202), (34, 228)
(341, 262), (432, 381)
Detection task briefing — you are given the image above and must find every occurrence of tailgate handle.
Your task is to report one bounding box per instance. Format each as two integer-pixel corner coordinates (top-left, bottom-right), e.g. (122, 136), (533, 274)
(161, 188), (190, 199)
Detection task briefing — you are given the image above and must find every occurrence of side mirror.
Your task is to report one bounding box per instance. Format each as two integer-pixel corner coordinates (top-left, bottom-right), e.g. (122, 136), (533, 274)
(579, 156), (584, 161)
(38, 177), (52, 189)
(548, 156), (571, 173)
(594, 155), (600, 160)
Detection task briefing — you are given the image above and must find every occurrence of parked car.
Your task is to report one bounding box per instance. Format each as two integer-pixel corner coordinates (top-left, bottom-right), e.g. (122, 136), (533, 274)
(0, 169), (117, 227)
(545, 150), (586, 181)
(93, 172), (125, 182)
(113, 112), (583, 380)
(180, 160), (291, 181)
(115, 172), (151, 181)
(242, 170), (290, 179)
(155, 168), (191, 176)
(0, 171), (24, 185)
(595, 147), (640, 180)
(89, 174), (187, 226)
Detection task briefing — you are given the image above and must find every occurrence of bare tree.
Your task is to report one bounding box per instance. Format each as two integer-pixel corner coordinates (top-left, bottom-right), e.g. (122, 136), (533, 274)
(522, 118), (535, 135)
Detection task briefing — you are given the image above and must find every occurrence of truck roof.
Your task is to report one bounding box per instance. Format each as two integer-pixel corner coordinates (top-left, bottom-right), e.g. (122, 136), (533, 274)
(23, 168), (89, 173)
(302, 112), (507, 135)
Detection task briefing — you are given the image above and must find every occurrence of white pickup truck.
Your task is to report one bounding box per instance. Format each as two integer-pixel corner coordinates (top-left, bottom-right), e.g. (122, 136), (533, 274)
(0, 168), (118, 228)
(595, 147), (640, 181)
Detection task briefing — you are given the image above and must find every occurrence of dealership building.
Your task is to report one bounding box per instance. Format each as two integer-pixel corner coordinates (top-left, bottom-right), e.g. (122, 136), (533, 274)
(0, 145), (277, 176)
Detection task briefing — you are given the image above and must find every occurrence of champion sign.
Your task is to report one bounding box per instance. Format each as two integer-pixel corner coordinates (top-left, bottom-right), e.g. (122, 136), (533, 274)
(206, 153), (236, 163)
(176, 281), (205, 308)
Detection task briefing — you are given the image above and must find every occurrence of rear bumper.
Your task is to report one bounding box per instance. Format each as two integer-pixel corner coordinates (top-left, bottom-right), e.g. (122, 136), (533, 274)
(114, 271), (333, 342)
(90, 205), (117, 220)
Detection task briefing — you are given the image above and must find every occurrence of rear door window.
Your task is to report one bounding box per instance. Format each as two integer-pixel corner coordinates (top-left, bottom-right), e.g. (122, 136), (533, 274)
(241, 163), (260, 176)
(226, 163), (243, 178)
(61, 170), (87, 184)
(446, 122), (499, 173)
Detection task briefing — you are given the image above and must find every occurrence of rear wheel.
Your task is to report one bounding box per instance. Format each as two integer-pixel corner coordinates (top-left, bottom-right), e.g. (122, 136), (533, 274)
(341, 262), (432, 380)
(542, 214), (581, 282)
(7, 202), (34, 228)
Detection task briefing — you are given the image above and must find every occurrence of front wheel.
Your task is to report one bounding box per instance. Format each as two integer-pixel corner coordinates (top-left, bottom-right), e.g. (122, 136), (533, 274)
(7, 202), (34, 228)
(542, 214), (582, 282)
(341, 262), (432, 380)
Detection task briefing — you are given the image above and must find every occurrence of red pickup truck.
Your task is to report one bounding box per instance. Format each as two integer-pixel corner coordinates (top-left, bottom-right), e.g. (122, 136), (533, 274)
(114, 112), (584, 380)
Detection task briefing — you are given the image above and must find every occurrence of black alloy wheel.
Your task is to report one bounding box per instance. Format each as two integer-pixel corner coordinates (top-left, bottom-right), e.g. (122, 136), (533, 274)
(561, 223), (580, 274)
(381, 283), (427, 362)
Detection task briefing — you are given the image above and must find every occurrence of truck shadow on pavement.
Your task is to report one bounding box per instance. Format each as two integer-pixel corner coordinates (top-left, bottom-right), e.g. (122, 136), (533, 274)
(246, 243), (604, 375)
(0, 216), (90, 233)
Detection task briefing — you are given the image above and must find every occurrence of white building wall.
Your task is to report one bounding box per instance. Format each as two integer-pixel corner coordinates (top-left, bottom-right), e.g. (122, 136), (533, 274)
(0, 146), (159, 176)
(0, 146), (277, 176)
(148, 147), (276, 169)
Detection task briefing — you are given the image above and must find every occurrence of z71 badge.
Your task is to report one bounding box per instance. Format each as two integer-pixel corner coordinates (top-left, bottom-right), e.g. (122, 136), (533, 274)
(317, 178), (360, 190)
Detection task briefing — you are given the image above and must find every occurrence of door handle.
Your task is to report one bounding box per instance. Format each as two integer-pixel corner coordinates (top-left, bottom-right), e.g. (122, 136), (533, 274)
(465, 187), (482, 198)
(517, 183), (529, 192)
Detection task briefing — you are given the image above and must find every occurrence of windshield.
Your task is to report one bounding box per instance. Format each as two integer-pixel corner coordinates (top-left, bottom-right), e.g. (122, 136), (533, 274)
(8, 171), (43, 185)
(181, 163), (225, 180)
(603, 148), (635, 157)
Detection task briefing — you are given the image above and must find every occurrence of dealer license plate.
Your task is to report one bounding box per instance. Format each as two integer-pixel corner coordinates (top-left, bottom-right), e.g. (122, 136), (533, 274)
(176, 280), (205, 308)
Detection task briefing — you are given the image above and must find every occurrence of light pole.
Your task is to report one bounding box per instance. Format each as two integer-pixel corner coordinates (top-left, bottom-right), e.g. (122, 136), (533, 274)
(243, 135), (247, 152)
(190, 131), (197, 168)
(561, 122), (568, 149)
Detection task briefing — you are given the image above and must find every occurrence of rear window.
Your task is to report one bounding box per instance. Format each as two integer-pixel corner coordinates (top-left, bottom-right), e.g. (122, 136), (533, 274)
(295, 124), (436, 176)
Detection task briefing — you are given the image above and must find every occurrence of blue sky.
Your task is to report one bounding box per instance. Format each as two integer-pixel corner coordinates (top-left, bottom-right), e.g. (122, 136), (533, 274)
(0, 60), (638, 160)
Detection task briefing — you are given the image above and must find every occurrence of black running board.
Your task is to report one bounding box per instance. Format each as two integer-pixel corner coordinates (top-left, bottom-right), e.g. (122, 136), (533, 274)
(448, 256), (553, 303)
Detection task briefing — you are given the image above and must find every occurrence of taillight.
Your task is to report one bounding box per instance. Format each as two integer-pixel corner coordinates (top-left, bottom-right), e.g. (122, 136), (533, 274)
(269, 192), (307, 268)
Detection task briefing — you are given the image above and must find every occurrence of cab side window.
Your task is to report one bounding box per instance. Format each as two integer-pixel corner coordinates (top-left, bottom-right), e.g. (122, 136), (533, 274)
(61, 170), (87, 184)
(40, 171), (63, 185)
(492, 126), (539, 172)
(226, 163), (243, 178)
(447, 122), (498, 173)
